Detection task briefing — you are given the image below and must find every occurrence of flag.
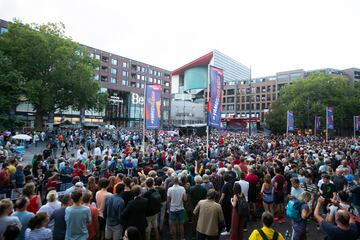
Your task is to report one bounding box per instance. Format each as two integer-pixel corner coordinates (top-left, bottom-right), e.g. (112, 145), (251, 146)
(208, 66), (224, 128)
(355, 116), (360, 132)
(287, 111), (294, 132)
(315, 116), (321, 131)
(326, 107), (334, 130)
(145, 84), (161, 129)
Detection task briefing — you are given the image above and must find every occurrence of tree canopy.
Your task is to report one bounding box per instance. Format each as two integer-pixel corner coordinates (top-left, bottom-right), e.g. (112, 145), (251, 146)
(266, 73), (360, 135)
(0, 20), (107, 129)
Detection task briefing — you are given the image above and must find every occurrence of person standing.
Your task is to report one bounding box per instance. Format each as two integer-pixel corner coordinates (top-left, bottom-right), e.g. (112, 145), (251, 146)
(82, 191), (99, 240)
(104, 184), (125, 240)
(143, 178), (161, 240)
(167, 174), (187, 240)
(50, 194), (73, 240)
(121, 185), (148, 239)
(11, 197), (34, 240)
(230, 183), (246, 240)
(219, 174), (233, 235)
(0, 199), (22, 240)
(272, 167), (287, 223)
(291, 191), (312, 240)
(65, 190), (91, 240)
(189, 175), (207, 236)
(96, 178), (112, 240)
(248, 212), (284, 240)
(193, 189), (224, 240)
(25, 212), (52, 240)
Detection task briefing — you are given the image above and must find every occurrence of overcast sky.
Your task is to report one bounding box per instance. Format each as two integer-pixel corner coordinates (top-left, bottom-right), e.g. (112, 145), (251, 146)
(1, 0), (359, 77)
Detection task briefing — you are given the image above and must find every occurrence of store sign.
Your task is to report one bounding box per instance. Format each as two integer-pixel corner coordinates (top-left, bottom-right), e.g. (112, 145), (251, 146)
(132, 93), (144, 105)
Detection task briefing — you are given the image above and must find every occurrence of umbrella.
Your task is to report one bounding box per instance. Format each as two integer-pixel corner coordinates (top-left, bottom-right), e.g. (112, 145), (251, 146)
(12, 134), (32, 141)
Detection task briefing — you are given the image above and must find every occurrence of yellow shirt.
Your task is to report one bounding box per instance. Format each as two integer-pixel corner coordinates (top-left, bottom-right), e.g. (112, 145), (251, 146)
(8, 164), (16, 175)
(249, 226), (284, 240)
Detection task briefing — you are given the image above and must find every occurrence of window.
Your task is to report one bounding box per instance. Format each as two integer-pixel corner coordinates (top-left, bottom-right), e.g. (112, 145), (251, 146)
(149, 77), (153, 83)
(149, 69), (153, 75)
(227, 89), (235, 95)
(110, 77), (117, 83)
(131, 82), (136, 87)
(95, 54), (100, 60)
(0, 27), (8, 34)
(101, 76), (107, 82)
(141, 67), (145, 72)
(141, 75), (145, 81)
(122, 71), (128, 79)
(277, 74), (289, 82)
(122, 62), (128, 68)
(157, 79), (162, 84)
(227, 97), (234, 103)
(228, 105), (234, 111)
(164, 89), (169, 94)
(137, 74), (140, 80)
(111, 68), (117, 75)
(102, 56), (109, 63)
(94, 75), (99, 81)
(122, 80), (128, 86)
(137, 66), (141, 72)
(158, 71), (161, 76)
(111, 59), (118, 65)
(165, 82), (170, 87)
(153, 70), (157, 76)
(136, 83), (140, 88)
(163, 111), (169, 120)
(163, 99), (169, 107)
(141, 84), (144, 88)
(241, 96), (245, 102)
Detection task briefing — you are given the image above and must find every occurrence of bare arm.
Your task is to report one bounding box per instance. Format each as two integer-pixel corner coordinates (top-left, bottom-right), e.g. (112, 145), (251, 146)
(231, 195), (237, 207)
(219, 193), (225, 204)
(314, 197), (325, 223)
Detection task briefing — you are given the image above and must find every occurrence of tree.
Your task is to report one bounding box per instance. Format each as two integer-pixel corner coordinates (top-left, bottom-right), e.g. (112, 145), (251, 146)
(0, 51), (24, 116)
(0, 20), (106, 129)
(266, 73), (360, 135)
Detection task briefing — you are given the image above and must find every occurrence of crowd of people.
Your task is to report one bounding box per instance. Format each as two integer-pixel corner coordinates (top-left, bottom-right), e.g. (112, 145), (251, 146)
(0, 128), (360, 240)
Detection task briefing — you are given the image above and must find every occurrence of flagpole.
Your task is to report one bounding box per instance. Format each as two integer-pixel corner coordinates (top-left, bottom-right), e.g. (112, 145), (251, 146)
(206, 65), (210, 159)
(314, 117), (316, 137)
(142, 82), (147, 152)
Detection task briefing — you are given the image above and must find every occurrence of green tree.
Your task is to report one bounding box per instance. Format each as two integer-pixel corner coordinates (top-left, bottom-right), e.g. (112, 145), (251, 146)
(0, 20), (106, 129)
(0, 51), (24, 116)
(266, 73), (360, 135)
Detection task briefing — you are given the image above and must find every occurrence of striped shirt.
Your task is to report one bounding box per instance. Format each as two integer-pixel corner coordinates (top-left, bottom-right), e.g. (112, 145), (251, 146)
(25, 227), (52, 240)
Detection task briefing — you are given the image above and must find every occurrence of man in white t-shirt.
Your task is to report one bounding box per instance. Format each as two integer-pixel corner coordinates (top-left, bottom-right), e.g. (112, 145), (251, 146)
(167, 174), (187, 240)
(93, 145), (102, 157)
(235, 171), (249, 202)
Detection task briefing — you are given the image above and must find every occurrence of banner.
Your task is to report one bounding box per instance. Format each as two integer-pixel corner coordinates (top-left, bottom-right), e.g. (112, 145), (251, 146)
(355, 116), (360, 131)
(208, 66), (224, 128)
(287, 111), (294, 132)
(326, 107), (334, 130)
(145, 84), (162, 129)
(315, 116), (321, 131)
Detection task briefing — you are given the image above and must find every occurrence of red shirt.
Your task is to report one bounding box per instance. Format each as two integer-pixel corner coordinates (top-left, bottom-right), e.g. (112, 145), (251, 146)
(87, 205), (99, 240)
(239, 162), (248, 173)
(273, 174), (286, 195)
(245, 173), (259, 185)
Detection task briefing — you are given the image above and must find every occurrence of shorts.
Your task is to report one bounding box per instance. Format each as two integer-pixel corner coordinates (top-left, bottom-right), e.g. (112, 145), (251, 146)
(105, 224), (123, 240)
(274, 194), (284, 204)
(169, 210), (184, 223)
(146, 214), (158, 232)
(147, 214), (159, 229)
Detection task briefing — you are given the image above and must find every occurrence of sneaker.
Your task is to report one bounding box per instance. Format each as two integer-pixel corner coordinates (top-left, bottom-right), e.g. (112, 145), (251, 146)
(221, 231), (230, 236)
(316, 224), (320, 230)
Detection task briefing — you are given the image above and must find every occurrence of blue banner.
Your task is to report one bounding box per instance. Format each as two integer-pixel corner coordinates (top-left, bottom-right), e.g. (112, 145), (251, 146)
(208, 66), (224, 128)
(145, 84), (161, 129)
(326, 107), (334, 130)
(355, 116), (360, 131)
(315, 116), (321, 131)
(287, 111), (294, 132)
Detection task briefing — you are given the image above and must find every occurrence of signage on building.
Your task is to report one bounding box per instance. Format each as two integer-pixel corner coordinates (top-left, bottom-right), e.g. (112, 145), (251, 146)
(131, 93), (144, 105)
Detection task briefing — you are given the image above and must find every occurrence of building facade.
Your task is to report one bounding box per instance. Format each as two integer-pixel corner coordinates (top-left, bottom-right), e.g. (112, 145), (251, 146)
(0, 19), (172, 128)
(171, 50), (250, 126)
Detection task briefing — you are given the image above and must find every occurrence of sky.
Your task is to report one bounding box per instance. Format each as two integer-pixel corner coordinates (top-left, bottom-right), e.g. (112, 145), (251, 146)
(1, 0), (359, 77)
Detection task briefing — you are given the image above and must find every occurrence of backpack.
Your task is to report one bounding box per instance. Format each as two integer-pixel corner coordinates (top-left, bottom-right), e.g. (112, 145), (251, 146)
(258, 228), (278, 240)
(286, 199), (304, 222)
(147, 189), (162, 216)
(237, 195), (249, 217)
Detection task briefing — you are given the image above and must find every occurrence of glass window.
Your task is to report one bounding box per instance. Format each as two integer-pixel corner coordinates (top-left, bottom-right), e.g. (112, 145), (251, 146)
(136, 83), (140, 88)
(122, 80), (128, 86)
(141, 75), (145, 81)
(111, 68), (117, 75)
(95, 54), (100, 60)
(158, 71), (161, 76)
(141, 84), (144, 88)
(111, 59), (118, 65)
(137, 74), (140, 80)
(227, 89), (235, 95)
(137, 66), (141, 72)
(141, 67), (145, 72)
(149, 77), (153, 83)
(149, 69), (153, 75)
(122, 71), (128, 79)
(165, 82), (170, 87)
(0, 27), (8, 34)
(94, 75), (99, 81)
(122, 62), (128, 68)
(163, 111), (169, 120)
(110, 77), (117, 83)
(153, 70), (157, 76)
(163, 99), (170, 107)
